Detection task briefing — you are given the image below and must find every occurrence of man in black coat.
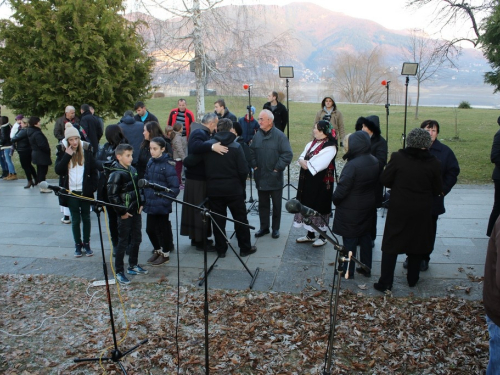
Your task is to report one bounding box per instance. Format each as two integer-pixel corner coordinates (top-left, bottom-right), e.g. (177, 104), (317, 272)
(332, 131), (379, 278)
(263, 91), (288, 133)
(118, 110), (144, 165)
(204, 119), (256, 258)
(134, 101), (159, 124)
(80, 103), (103, 156)
(487, 116), (500, 237)
(214, 98), (237, 122)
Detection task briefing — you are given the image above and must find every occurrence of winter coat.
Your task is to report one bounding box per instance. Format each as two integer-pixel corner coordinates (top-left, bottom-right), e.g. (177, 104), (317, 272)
(11, 128), (31, 153)
(79, 110), (103, 154)
(483, 216), (500, 327)
(217, 108), (237, 122)
(238, 115), (260, 144)
(27, 127), (52, 166)
(429, 139), (460, 216)
(118, 115), (144, 164)
(134, 111), (158, 125)
(204, 132), (248, 198)
(236, 136), (252, 171)
(184, 126), (212, 181)
(171, 131), (187, 160)
(95, 141), (125, 201)
(168, 108), (195, 138)
(53, 115), (80, 141)
(332, 131), (379, 238)
(491, 128), (500, 181)
(249, 126), (293, 191)
(0, 123), (13, 148)
(263, 101), (288, 133)
(107, 161), (143, 216)
(380, 148), (442, 255)
(365, 115), (388, 208)
(143, 153), (180, 215)
(315, 108), (345, 143)
(55, 140), (98, 206)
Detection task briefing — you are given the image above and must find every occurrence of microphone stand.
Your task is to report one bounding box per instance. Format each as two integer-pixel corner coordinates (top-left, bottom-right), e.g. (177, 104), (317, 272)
(299, 217), (369, 375)
(246, 85), (257, 206)
(52, 191), (148, 374)
(154, 191), (260, 375)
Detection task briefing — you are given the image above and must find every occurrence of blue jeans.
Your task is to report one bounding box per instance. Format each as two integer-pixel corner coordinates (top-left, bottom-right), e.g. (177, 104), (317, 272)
(3, 148), (16, 174)
(487, 315), (500, 375)
(0, 149), (9, 175)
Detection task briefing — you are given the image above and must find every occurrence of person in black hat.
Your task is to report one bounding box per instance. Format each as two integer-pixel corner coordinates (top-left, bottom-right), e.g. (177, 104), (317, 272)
(487, 116), (500, 237)
(374, 128), (442, 293)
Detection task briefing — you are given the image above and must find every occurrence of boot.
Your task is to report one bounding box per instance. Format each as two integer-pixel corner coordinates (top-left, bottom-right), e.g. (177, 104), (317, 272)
(151, 251), (170, 266)
(5, 173), (14, 180)
(147, 250), (161, 264)
(24, 180), (34, 189)
(9, 173), (18, 180)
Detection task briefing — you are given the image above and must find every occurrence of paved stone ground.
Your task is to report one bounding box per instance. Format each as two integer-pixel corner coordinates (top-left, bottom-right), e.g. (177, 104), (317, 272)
(0, 178), (492, 300)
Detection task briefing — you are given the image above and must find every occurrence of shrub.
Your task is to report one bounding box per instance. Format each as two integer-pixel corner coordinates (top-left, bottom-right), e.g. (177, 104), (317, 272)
(458, 101), (471, 109)
(153, 92), (165, 98)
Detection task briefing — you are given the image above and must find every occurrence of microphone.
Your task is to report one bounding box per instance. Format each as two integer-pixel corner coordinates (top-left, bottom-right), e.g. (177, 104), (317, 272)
(39, 181), (68, 193)
(138, 179), (172, 193)
(285, 199), (318, 218)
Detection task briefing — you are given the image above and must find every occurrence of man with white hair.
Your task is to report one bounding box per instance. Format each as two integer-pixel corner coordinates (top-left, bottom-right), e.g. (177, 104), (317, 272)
(249, 109), (293, 239)
(53, 105), (80, 142)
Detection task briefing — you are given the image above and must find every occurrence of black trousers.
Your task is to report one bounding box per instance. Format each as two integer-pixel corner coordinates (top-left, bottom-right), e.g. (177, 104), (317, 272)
(115, 213), (142, 274)
(257, 189), (283, 231)
(487, 179), (500, 237)
(209, 195), (251, 254)
(36, 164), (48, 183)
(146, 214), (173, 252)
(379, 252), (426, 287)
(106, 207), (119, 246)
(18, 150), (37, 182)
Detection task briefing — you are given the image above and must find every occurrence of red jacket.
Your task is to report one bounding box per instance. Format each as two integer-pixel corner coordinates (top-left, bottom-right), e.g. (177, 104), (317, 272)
(168, 108), (195, 139)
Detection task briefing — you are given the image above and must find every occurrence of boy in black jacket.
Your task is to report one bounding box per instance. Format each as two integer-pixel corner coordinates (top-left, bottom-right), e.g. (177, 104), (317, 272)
(107, 144), (146, 285)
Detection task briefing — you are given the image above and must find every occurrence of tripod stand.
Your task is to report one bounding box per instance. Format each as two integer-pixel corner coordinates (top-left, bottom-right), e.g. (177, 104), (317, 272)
(282, 77), (297, 200)
(57, 192), (148, 374)
(244, 84), (258, 207)
(154, 191), (260, 374)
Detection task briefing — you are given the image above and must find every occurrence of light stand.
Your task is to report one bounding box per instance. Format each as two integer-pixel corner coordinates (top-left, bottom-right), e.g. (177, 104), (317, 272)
(243, 83), (257, 206)
(279, 66), (296, 200)
(401, 62), (419, 148)
(381, 79), (391, 218)
(154, 190), (260, 374)
(57, 192), (149, 374)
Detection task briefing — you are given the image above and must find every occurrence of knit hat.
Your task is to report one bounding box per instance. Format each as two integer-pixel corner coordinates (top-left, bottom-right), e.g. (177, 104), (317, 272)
(64, 122), (80, 140)
(406, 128), (431, 149)
(250, 106), (255, 114)
(15, 114), (23, 120)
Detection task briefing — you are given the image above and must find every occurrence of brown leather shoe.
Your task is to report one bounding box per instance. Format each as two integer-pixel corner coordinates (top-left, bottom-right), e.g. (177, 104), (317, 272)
(147, 250), (161, 264)
(151, 251), (170, 266)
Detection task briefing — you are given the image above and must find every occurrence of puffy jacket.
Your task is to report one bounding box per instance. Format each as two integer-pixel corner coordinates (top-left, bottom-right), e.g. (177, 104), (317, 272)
(107, 161), (143, 216)
(143, 154), (180, 215)
(95, 142), (126, 201)
(27, 127), (52, 166)
(263, 101), (288, 132)
(238, 115), (260, 144)
(249, 126), (293, 191)
(11, 128), (31, 153)
(332, 131), (379, 238)
(55, 140), (98, 206)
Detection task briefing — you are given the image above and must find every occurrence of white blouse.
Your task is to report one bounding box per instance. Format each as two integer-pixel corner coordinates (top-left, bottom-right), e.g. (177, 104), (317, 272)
(297, 140), (337, 176)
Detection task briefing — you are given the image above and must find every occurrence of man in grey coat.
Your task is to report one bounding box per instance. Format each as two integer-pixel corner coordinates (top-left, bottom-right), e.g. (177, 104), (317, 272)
(249, 109), (293, 239)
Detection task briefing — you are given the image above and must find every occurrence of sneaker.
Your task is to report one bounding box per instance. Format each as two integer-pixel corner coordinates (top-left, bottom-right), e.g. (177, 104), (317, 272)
(74, 243), (83, 257)
(151, 251), (170, 266)
(147, 250), (161, 264)
(127, 264), (149, 275)
(40, 188), (52, 193)
(61, 216), (71, 224)
(403, 257), (409, 269)
(312, 238), (327, 247)
(83, 243), (93, 257)
(296, 235), (315, 243)
(116, 272), (131, 285)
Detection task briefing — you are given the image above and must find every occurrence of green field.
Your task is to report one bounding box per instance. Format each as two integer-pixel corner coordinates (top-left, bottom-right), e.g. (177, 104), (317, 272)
(1, 97), (498, 183)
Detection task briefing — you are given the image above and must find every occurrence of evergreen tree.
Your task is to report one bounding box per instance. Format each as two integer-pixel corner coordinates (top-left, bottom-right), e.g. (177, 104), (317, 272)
(482, 3), (500, 92)
(0, 0), (154, 119)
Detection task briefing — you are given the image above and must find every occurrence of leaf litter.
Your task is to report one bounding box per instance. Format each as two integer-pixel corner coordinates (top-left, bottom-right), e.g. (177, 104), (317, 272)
(0, 274), (489, 374)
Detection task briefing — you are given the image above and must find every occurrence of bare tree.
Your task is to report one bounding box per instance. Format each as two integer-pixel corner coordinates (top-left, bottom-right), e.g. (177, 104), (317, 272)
(402, 29), (458, 118)
(326, 48), (396, 104)
(131, 0), (292, 119)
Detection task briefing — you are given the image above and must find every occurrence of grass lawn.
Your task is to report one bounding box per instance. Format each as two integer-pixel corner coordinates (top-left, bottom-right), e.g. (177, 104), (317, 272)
(1, 97), (497, 183)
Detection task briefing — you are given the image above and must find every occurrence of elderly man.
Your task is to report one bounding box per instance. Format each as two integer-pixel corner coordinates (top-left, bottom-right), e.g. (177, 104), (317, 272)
(249, 109), (293, 239)
(53, 105), (80, 142)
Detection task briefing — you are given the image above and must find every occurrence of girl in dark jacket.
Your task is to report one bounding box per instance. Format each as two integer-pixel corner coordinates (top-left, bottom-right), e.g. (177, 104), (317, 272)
(27, 117), (52, 193)
(11, 117), (37, 188)
(55, 124), (98, 257)
(95, 125), (128, 248)
(137, 121), (172, 179)
(144, 137), (180, 266)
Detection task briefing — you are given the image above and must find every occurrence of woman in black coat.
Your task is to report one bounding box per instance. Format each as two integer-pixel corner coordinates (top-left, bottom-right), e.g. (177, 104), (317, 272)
(27, 117), (52, 193)
(374, 128), (442, 293)
(332, 131), (379, 278)
(11, 117), (37, 188)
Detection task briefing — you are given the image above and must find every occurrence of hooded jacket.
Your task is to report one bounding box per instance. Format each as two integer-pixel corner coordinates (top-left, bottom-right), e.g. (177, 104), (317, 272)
(27, 127), (52, 166)
(332, 131), (379, 238)
(143, 153), (180, 215)
(118, 115), (144, 164)
(365, 115), (388, 207)
(237, 115), (260, 144)
(106, 161), (143, 216)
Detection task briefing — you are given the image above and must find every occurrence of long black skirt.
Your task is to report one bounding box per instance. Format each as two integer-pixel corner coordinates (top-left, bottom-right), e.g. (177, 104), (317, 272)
(180, 178), (211, 242)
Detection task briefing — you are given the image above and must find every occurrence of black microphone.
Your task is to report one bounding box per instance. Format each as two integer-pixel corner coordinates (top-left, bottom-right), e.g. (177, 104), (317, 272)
(39, 181), (68, 193)
(138, 179), (172, 193)
(285, 199), (318, 218)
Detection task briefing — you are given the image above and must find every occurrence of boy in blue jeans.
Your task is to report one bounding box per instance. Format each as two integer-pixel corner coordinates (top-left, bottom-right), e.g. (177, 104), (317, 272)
(107, 144), (146, 285)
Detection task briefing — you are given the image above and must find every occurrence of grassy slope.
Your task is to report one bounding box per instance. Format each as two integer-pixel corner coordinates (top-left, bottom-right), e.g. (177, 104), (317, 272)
(1, 97), (496, 183)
